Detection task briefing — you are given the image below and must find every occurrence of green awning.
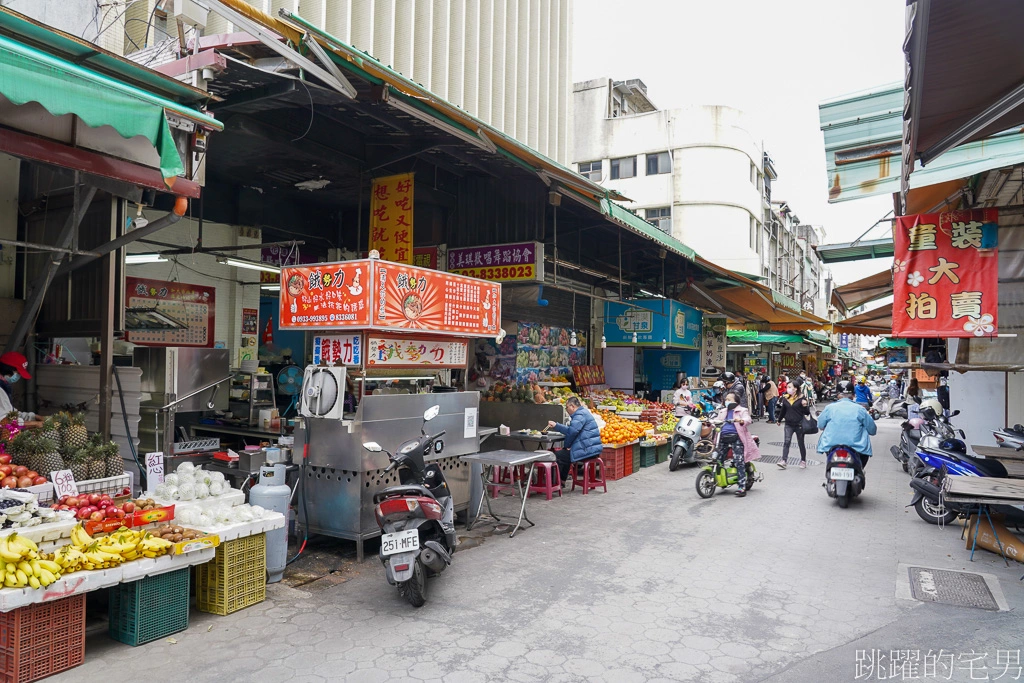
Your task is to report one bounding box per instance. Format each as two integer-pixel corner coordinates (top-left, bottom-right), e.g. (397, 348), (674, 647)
(879, 337), (911, 349)
(0, 32), (221, 179)
(727, 330), (803, 343)
(600, 198), (698, 261)
(803, 338), (833, 353)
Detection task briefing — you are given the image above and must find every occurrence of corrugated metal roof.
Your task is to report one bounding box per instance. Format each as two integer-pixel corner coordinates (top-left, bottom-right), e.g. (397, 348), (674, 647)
(815, 238), (894, 264)
(819, 82), (1024, 203)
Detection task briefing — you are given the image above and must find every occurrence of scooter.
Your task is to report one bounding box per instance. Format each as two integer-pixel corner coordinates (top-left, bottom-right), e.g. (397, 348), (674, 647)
(993, 424), (1024, 449)
(823, 445), (865, 509)
(694, 420), (762, 498)
(908, 456), (1022, 526)
(870, 394), (905, 420)
(669, 412), (704, 471)
(362, 405), (454, 608)
(891, 413), (926, 473)
(906, 408), (965, 477)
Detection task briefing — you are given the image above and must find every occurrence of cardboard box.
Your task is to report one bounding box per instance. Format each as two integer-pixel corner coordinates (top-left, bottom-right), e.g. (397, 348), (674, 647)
(172, 534), (219, 555)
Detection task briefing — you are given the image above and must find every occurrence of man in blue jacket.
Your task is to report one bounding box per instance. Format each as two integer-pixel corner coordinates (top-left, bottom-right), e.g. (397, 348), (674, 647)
(548, 397), (604, 482)
(817, 384), (877, 464)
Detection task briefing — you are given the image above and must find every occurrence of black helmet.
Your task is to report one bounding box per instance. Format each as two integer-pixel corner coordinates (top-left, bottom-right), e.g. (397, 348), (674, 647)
(721, 372), (736, 383)
(940, 438), (967, 454)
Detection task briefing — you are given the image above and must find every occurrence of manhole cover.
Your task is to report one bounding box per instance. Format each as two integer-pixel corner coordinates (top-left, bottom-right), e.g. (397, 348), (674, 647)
(907, 567), (999, 610)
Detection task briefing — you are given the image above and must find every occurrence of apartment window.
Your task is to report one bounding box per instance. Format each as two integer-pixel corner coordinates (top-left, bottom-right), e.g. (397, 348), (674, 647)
(757, 172), (764, 192)
(610, 156), (636, 180)
(578, 160), (602, 182)
(646, 207), (671, 233)
(749, 216), (759, 251)
(646, 151), (671, 175)
(750, 161), (757, 185)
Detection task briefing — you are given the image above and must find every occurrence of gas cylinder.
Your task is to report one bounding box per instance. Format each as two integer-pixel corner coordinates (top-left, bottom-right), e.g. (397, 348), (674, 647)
(250, 463), (290, 583)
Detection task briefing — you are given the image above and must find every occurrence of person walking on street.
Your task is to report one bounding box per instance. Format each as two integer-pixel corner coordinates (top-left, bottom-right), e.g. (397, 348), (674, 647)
(764, 376), (779, 424)
(776, 379), (811, 469)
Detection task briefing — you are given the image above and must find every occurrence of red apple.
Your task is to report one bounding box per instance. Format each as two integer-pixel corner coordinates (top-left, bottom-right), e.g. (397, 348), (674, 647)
(0, 465), (12, 477)
(25, 471), (37, 480)
(89, 511), (105, 522)
(87, 494), (101, 506)
(17, 476), (33, 488)
(104, 507), (119, 519)
(122, 501), (136, 514)
(1, 476), (17, 489)
(13, 466), (27, 477)
(57, 504), (70, 511)
(114, 509), (126, 519)
(121, 487), (131, 496)
(76, 508), (92, 520)
(66, 496), (80, 508)
(58, 495), (69, 505)
(0, 454), (10, 465)
(32, 476), (46, 486)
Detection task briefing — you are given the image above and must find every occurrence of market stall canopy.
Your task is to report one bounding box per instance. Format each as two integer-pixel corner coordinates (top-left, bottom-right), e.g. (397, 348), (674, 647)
(879, 338), (911, 349)
(833, 304), (892, 335)
(903, 0), (1024, 200)
(831, 269), (893, 314)
(818, 79), (1024, 205)
(713, 286), (828, 330)
(726, 331), (804, 344)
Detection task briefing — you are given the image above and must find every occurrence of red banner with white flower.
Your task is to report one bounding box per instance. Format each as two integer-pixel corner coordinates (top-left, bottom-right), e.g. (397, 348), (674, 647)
(892, 209), (999, 337)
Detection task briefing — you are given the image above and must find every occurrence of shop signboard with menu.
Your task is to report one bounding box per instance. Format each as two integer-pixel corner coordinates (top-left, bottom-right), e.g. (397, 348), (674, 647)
(280, 259), (501, 337)
(366, 335), (468, 369)
(126, 276), (215, 347)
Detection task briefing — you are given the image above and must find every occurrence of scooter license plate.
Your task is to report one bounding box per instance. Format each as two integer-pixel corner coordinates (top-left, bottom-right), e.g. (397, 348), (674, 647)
(381, 529), (420, 556)
(830, 467), (855, 481)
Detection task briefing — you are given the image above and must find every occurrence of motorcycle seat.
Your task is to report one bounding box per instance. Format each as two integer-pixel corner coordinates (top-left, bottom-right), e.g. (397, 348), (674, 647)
(966, 456), (1009, 478)
(908, 431), (920, 442)
(1010, 424), (1024, 435)
(373, 484), (438, 504)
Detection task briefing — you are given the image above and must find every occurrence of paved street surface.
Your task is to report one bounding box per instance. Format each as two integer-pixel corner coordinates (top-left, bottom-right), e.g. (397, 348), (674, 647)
(53, 414), (1024, 682)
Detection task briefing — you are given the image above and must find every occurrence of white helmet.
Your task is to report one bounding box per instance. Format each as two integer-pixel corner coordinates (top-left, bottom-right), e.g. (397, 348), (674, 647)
(713, 380), (725, 389)
(920, 398), (944, 416)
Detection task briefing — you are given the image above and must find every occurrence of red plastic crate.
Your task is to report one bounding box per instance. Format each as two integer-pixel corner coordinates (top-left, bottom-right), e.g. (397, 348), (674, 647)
(0, 594), (85, 683)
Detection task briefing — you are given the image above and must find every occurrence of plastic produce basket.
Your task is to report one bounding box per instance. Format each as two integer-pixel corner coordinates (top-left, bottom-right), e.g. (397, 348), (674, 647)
(599, 446), (626, 481)
(0, 594), (85, 683)
(631, 444), (641, 472)
(656, 443), (670, 464)
(195, 532), (267, 615)
(639, 445), (657, 468)
(109, 567), (190, 646)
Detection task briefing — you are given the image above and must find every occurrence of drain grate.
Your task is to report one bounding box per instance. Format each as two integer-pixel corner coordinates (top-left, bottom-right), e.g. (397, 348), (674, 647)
(907, 567), (999, 610)
(758, 454), (822, 466)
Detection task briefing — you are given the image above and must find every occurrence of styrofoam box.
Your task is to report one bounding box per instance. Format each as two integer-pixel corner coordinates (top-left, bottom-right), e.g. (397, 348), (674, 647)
(0, 519), (76, 545)
(192, 512), (285, 543)
(153, 489), (245, 511)
(0, 545), (216, 612)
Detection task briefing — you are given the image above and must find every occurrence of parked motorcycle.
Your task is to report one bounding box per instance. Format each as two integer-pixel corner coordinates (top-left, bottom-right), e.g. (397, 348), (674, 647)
(823, 445), (865, 509)
(891, 414), (926, 473)
(906, 408), (965, 477)
(694, 419), (762, 498)
(869, 394), (905, 420)
(362, 405), (454, 607)
(993, 424), (1024, 449)
(669, 412), (705, 471)
(908, 460), (1024, 526)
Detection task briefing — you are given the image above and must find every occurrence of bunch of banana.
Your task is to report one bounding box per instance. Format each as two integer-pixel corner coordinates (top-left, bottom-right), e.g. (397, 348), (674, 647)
(0, 533), (62, 589)
(80, 543), (125, 570)
(53, 545), (86, 574)
(70, 524), (95, 550)
(138, 533), (173, 558)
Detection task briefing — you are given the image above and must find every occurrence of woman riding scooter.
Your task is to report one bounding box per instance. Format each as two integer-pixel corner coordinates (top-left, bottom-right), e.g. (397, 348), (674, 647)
(711, 392), (761, 497)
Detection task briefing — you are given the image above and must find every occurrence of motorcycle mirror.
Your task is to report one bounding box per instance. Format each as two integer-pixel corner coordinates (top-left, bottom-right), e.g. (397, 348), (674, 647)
(423, 405), (440, 421)
(362, 442), (383, 452)
(959, 429), (966, 438)
(951, 410), (960, 417)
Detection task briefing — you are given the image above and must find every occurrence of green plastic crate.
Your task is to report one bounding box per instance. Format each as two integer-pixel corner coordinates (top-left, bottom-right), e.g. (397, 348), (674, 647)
(639, 445), (657, 468)
(109, 568), (190, 646)
(196, 533), (267, 615)
(656, 443), (670, 464)
(631, 444), (640, 473)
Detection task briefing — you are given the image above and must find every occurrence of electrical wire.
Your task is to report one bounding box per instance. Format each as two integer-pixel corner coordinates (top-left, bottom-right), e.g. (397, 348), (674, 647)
(291, 79), (316, 143)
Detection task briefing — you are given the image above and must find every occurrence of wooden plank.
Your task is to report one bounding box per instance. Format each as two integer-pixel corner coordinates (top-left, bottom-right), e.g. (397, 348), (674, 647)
(943, 476), (1024, 501)
(971, 445), (1024, 460)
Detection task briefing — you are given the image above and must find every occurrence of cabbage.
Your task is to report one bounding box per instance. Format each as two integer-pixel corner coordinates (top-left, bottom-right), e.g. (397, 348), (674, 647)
(232, 506), (254, 523)
(177, 483), (196, 501)
(154, 483), (170, 498)
(176, 462), (195, 476)
(164, 473), (179, 486)
(177, 508), (197, 525)
(249, 505), (266, 519)
(207, 481), (224, 496)
(208, 471), (225, 484)
(214, 506), (233, 525)
(197, 512), (213, 527)
(195, 483), (210, 499)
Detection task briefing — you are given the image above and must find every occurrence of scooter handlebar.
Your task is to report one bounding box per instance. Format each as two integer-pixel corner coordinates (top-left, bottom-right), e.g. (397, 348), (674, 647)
(430, 430), (446, 442)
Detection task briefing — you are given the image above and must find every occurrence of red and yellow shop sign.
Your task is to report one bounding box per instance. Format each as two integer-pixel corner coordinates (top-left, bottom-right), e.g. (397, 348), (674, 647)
(369, 172), (414, 264)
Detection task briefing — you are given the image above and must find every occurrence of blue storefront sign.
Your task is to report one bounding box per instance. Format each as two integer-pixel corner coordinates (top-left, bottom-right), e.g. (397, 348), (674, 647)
(603, 299), (702, 348)
(839, 333), (850, 351)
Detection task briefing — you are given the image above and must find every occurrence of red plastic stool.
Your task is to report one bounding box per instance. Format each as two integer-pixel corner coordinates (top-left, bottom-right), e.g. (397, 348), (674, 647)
(529, 461), (562, 500)
(489, 464), (528, 498)
(569, 457), (607, 495)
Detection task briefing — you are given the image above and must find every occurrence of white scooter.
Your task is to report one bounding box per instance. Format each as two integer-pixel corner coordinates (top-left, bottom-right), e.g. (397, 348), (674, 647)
(669, 412), (704, 471)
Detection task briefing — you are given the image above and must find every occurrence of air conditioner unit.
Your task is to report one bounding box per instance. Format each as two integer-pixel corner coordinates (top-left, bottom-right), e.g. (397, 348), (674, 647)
(299, 365), (347, 420)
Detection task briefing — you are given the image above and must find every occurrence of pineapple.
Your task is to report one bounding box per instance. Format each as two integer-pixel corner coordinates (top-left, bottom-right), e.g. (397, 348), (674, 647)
(68, 448), (89, 482)
(39, 417), (59, 448)
(7, 430), (32, 468)
(59, 412), (88, 458)
(103, 441), (123, 477)
(36, 436), (64, 478)
(86, 449), (105, 480)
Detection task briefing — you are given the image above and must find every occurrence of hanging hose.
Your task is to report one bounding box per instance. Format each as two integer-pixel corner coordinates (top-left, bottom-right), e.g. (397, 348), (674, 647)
(286, 419), (310, 565)
(112, 365), (145, 492)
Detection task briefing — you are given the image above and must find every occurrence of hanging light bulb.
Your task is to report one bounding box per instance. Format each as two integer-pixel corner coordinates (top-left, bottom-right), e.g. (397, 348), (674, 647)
(662, 339), (667, 350)
(601, 335), (607, 349)
(570, 331), (577, 346)
(632, 331), (638, 344)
